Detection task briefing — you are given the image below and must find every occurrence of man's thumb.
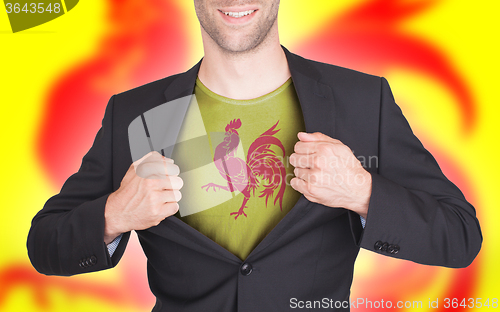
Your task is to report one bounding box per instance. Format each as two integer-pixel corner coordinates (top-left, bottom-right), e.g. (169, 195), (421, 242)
(298, 132), (338, 143)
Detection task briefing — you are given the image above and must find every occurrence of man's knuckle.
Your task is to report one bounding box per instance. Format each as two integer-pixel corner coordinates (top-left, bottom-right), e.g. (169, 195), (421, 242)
(294, 142), (302, 152)
(174, 190), (182, 201)
(170, 164), (180, 176)
(166, 202), (179, 215)
(175, 176), (184, 189)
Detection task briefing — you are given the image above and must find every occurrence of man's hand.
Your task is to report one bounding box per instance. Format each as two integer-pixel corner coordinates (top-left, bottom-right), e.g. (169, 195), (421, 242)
(104, 151), (183, 244)
(289, 132), (371, 219)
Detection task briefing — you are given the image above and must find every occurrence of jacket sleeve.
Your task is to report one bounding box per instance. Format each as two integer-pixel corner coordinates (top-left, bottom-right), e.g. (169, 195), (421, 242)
(354, 77), (482, 268)
(27, 95), (131, 276)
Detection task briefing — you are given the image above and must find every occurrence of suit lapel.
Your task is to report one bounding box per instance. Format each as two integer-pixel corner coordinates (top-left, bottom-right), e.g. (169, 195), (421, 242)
(283, 46), (336, 137)
(155, 46), (339, 263)
(163, 60), (201, 103)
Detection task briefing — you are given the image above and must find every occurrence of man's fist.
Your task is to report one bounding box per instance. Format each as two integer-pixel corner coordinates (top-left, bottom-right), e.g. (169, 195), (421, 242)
(104, 151), (183, 244)
(289, 132), (371, 219)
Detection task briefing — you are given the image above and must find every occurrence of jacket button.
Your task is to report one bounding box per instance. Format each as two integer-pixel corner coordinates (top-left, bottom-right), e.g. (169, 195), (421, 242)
(388, 244), (400, 254)
(381, 242), (389, 252)
(89, 256), (97, 265)
(388, 244), (395, 254)
(374, 241), (383, 251)
(80, 259), (88, 268)
(240, 263), (253, 276)
(79, 260), (85, 268)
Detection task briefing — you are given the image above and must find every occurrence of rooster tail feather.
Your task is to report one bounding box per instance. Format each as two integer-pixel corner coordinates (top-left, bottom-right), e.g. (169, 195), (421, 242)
(256, 156), (286, 210)
(247, 121), (287, 210)
(259, 188), (274, 207)
(247, 136), (285, 164)
(274, 164), (286, 210)
(261, 120), (280, 137)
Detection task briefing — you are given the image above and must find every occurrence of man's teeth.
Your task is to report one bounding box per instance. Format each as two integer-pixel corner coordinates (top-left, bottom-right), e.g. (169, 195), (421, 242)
(223, 10), (255, 18)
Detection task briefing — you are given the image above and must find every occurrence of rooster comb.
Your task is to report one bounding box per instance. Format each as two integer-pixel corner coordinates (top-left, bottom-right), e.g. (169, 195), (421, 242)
(225, 119), (242, 132)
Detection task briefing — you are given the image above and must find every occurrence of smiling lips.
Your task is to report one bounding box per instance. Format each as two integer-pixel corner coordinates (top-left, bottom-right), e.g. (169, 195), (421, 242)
(221, 10), (256, 18)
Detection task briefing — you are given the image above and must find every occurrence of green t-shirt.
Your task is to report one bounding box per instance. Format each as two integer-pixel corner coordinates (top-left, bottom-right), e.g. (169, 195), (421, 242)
(172, 77), (306, 260)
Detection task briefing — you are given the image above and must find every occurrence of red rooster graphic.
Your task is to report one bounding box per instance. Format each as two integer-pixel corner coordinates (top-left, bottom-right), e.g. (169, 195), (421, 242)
(202, 119), (286, 219)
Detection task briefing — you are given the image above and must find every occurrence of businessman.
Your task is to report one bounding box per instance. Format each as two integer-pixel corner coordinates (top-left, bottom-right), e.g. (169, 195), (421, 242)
(28, 0), (482, 311)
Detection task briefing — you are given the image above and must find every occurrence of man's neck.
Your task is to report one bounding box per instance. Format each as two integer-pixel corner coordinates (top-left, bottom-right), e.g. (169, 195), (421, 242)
(197, 30), (290, 100)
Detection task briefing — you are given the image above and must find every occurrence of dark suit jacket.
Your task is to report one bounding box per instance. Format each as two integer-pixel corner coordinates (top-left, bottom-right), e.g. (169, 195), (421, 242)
(27, 47), (482, 311)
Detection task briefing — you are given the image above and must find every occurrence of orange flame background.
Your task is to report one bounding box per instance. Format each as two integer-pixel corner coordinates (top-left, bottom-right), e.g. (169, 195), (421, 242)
(1, 0), (498, 311)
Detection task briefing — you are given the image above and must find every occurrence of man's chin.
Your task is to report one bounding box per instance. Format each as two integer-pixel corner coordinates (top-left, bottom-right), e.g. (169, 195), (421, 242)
(215, 37), (266, 55)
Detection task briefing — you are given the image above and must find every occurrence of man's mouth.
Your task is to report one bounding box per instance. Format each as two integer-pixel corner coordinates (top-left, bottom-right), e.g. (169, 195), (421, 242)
(220, 10), (256, 18)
